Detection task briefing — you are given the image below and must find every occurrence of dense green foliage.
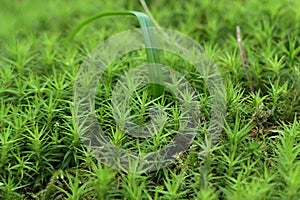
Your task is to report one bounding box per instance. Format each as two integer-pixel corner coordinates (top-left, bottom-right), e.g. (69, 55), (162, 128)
(0, 0), (299, 199)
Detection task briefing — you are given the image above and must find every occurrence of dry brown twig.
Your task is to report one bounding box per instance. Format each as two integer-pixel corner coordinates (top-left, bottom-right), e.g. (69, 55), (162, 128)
(139, 0), (170, 40)
(236, 26), (254, 92)
(139, 0), (163, 30)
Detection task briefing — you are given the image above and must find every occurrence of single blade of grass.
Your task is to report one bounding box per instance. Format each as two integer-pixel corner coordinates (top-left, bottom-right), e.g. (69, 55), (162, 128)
(68, 11), (164, 98)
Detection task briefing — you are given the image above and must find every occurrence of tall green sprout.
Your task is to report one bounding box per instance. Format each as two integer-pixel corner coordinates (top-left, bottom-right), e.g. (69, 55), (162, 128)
(68, 11), (164, 98)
